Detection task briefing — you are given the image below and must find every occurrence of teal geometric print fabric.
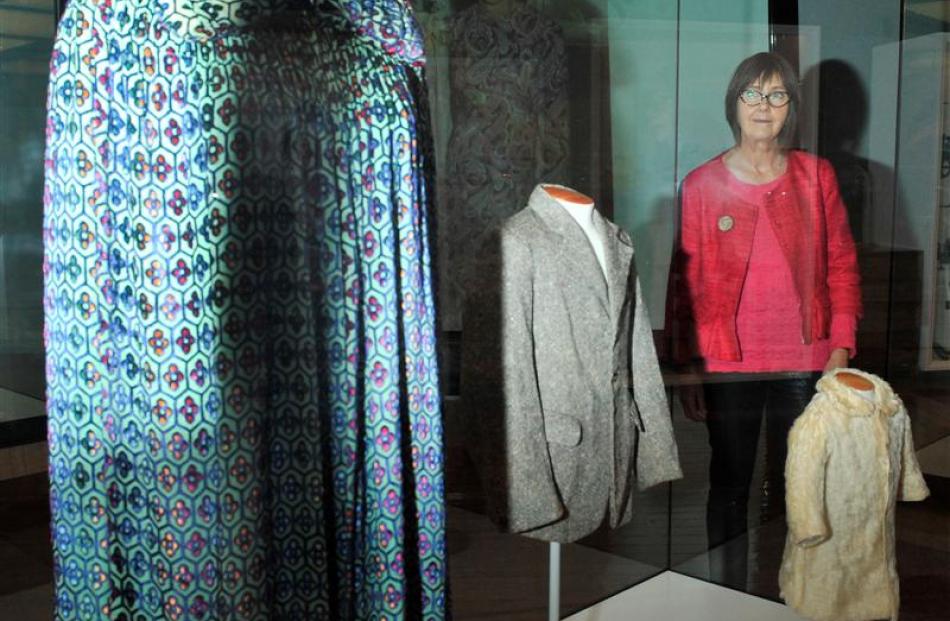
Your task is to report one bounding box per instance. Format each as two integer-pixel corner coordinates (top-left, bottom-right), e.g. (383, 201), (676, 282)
(42, 0), (446, 618)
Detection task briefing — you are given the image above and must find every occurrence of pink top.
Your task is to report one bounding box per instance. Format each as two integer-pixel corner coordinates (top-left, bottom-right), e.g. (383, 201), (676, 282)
(705, 171), (856, 373)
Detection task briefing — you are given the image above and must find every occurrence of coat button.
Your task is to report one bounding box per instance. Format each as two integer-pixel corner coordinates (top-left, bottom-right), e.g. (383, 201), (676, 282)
(718, 215), (734, 232)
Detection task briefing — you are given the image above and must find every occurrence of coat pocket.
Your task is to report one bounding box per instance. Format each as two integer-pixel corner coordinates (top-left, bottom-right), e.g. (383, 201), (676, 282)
(545, 412), (583, 447)
(545, 412), (583, 506)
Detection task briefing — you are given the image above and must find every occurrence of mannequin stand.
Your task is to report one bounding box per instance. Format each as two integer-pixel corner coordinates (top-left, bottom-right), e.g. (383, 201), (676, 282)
(549, 542), (560, 621)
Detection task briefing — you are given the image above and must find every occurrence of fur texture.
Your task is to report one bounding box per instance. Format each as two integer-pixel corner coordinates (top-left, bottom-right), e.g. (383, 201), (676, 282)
(779, 369), (930, 621)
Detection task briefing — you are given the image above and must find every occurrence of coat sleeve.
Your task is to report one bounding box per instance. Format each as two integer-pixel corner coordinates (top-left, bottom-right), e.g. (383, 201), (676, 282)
(819, 158), (862, 320)
(632, 275), (683, 489)
(898, 410), (931, 502)
(461, 227), (564, 533)
(785, 401), (831, 547)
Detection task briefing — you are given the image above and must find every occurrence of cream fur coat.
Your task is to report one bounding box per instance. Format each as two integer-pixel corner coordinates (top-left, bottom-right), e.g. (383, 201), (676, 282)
(779, 369), (930, 621)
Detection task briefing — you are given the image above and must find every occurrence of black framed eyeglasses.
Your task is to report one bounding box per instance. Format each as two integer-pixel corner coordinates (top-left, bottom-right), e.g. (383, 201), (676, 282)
(739, 88), (790, 108)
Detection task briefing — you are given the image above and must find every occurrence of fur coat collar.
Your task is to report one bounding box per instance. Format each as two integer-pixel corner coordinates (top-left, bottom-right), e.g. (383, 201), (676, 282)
(814, 368), (902, 419)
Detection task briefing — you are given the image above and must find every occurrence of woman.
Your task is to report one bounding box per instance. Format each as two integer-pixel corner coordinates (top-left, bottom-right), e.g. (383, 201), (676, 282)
(672, 52), (861, 587)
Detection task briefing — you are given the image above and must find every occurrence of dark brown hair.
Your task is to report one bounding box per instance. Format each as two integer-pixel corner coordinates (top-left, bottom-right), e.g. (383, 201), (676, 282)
(724, 52), (800, 147)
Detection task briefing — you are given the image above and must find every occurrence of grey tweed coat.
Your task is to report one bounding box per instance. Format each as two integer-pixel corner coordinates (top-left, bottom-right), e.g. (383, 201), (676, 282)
(462, 185), (682, 543)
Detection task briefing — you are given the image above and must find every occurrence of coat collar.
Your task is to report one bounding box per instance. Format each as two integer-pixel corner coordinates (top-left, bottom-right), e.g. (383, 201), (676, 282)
(528, 183), (617, 313)
(527, 184), (598, 246)
(816, 368), (901, 418)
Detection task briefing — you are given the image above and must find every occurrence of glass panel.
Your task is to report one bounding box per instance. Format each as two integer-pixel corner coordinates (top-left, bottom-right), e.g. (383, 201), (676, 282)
(430, 0), (672, 616)
(888, 7), (950, 619)
(0, 0), (57, 615)
(668, 4), (949, 621)
(0, 0), (55, 406)
(0, 0), (947, 618)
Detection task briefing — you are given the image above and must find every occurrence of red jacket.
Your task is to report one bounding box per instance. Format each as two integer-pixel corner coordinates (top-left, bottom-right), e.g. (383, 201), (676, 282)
(671, 150), (862, 363)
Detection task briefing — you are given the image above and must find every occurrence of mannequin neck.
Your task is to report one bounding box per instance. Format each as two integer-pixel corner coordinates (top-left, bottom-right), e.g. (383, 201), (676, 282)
(541, 184), (596, 228)
(835, 371), (873, 391)
(545, 189), (607, 277)
(556, 198), (596, 229)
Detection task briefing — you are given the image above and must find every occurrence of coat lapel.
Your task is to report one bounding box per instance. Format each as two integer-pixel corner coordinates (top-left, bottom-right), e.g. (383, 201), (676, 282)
(597, 212), (633, 324)
(528, 185), (610, 315)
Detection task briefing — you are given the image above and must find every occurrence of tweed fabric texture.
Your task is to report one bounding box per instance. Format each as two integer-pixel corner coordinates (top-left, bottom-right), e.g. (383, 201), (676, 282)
(462, 184), (682, 543)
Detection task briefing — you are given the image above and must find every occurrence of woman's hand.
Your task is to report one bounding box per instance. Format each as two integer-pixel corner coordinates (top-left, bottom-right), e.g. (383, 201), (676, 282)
(823, 348), (849, 374)
(679, 383), (708, 422)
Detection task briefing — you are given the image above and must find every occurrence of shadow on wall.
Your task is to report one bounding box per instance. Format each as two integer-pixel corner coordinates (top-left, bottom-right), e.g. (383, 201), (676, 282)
(802, 59), (919, 376)
(801, 58), (907, 249)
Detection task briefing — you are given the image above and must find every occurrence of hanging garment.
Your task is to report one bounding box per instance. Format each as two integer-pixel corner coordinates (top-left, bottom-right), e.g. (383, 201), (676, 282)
(42, 0), (446, 619)
(780, 369), (930, 621)
(437, 2), (569, 329)
(461, 185), (682, 543)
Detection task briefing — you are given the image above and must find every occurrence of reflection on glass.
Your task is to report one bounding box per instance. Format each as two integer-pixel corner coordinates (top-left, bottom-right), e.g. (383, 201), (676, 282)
(671, 51), (861, 592)
(891, 32), (950, 371)
(0, 1), (945, 619)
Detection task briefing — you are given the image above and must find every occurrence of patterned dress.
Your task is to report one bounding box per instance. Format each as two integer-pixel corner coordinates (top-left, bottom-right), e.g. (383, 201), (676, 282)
(42, 0), (446, 618)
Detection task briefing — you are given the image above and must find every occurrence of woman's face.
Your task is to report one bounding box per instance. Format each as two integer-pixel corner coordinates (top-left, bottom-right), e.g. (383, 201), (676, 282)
(735, 73), (789, 146)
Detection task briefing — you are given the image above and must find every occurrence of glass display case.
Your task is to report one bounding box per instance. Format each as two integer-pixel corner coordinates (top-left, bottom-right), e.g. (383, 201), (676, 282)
(0, 0), (947, 619)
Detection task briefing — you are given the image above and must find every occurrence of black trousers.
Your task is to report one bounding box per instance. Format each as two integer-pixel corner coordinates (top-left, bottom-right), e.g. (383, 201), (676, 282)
(703, 374), (818, 588)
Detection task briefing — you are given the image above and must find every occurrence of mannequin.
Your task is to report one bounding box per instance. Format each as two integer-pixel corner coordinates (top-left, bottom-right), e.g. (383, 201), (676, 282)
(538, 183), (602, 620)
(462, 182), (681, 542)
(465, 182), (682, 620)
(540, 184), (592, 205)
(780, 369), (929, 621)
(541, 184), (607, 277)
